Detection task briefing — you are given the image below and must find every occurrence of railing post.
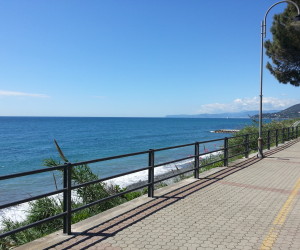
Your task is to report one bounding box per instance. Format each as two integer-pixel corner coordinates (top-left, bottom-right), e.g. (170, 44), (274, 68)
(244, 134), (249, 158)
(292, 127), (295, 139)
(63, 163), (67, 234)
(224, 137), (228, 167)
(288, 127), (290, 141)
(297, 126), (299, 138)
(148, 149), (155, 198)
(63, 162), (72, 235)
(275, 129), (278, 147)
(282, 128), (285, 143)
(194, 142), (200, 179)
(267, 130), (271, 150)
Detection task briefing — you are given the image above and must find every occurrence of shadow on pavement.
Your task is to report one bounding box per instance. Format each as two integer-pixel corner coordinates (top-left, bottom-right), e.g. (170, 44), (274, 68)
(44, 139), (299, 250)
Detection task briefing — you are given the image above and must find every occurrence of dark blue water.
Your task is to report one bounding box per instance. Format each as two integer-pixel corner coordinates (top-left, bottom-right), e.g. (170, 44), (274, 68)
(0, 117), (253, 204)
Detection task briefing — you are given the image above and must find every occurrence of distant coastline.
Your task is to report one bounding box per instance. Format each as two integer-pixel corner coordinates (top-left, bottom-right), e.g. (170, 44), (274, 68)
(251, 103), (300, 119)
(166, 110), (279, 119)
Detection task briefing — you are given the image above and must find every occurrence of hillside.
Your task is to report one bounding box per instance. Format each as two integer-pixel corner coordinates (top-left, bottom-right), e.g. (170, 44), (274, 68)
(252, 104), (300, 118)
(166, 110), (279, 119)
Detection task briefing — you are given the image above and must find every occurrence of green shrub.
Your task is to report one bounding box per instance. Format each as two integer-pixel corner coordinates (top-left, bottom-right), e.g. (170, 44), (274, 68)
(199, 152), (224, 173)
(228, 119), (300, 157)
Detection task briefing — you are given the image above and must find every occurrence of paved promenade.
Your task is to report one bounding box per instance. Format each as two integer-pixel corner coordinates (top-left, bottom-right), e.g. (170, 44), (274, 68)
(18, 139), (300, 250)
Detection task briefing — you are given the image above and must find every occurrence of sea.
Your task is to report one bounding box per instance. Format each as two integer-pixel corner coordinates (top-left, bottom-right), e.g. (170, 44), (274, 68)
(0, 117), (254, 224)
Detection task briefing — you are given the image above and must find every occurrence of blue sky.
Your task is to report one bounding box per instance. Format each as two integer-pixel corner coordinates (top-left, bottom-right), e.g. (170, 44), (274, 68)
(0, 0), (299, 117)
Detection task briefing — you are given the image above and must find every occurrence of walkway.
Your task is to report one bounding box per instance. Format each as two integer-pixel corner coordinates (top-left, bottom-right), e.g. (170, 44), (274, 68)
(17, 139), (300, 250)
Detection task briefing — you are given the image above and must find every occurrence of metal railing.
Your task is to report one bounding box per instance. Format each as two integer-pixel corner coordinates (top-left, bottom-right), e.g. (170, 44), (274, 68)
(0, 125), (299, 238)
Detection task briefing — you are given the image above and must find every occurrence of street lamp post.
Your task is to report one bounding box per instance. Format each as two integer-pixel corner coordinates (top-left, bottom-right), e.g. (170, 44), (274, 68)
(257, 0), (300, 158)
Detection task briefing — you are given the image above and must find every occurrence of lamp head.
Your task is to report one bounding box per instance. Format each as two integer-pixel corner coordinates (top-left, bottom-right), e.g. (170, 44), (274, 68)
(291, 14), (300, 31)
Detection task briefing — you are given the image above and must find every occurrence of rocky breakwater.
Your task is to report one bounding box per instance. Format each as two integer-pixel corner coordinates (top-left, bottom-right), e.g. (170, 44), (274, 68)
(211, 129), (239, 134)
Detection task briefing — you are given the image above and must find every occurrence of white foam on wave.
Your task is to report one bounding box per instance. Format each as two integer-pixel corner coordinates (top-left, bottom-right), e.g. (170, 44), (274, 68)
(106, 157), (195, 188)
(0, 193), (82, 230)
(0, 203), (30, 230)
(105, 151), (222, 188)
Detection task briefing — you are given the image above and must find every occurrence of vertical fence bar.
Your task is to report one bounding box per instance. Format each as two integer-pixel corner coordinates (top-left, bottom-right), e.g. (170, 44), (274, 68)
(282, 128), (285, 143)
(288, 127), (290, 141)
(267, 130), (271, 150)
(292, 127), (295, 139)
(67, 163), (72, 235)
(285, 128), (287, 141)
(63, 163), (68, 234)
(224, 137), (228, 167)
(275, 129), (278, 147)
(63, 162), (72, 235)
(194, 142), (200, 179)
(297, 126), (299, 138)
(244, 134), (249, 158)
(294, 127), (296, 138)
(148, 149), (155, 198)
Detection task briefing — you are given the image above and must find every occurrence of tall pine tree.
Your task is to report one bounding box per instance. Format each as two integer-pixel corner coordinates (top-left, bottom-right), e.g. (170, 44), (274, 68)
(265, 0), (300, 86)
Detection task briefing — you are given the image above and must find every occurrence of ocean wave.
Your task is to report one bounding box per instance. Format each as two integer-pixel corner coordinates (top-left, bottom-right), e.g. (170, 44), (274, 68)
(0, 203), (30, 230)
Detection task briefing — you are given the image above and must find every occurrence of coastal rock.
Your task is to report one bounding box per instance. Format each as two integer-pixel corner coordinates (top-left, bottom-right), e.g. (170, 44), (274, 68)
(211, 129), (239, 134)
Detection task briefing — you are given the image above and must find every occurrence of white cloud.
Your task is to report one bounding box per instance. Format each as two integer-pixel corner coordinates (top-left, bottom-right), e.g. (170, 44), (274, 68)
(0, 90), (49, 98)
(197, 97), (299, 114)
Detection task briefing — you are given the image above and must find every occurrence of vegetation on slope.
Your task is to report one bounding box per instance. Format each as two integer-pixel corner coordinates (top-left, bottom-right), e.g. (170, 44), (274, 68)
(252, 103), (300, 119)
(228, 118), (300, 157)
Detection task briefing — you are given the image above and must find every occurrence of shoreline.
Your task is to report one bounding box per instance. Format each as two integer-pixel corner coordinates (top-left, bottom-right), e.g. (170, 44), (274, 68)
(0, 152), (222, 229)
